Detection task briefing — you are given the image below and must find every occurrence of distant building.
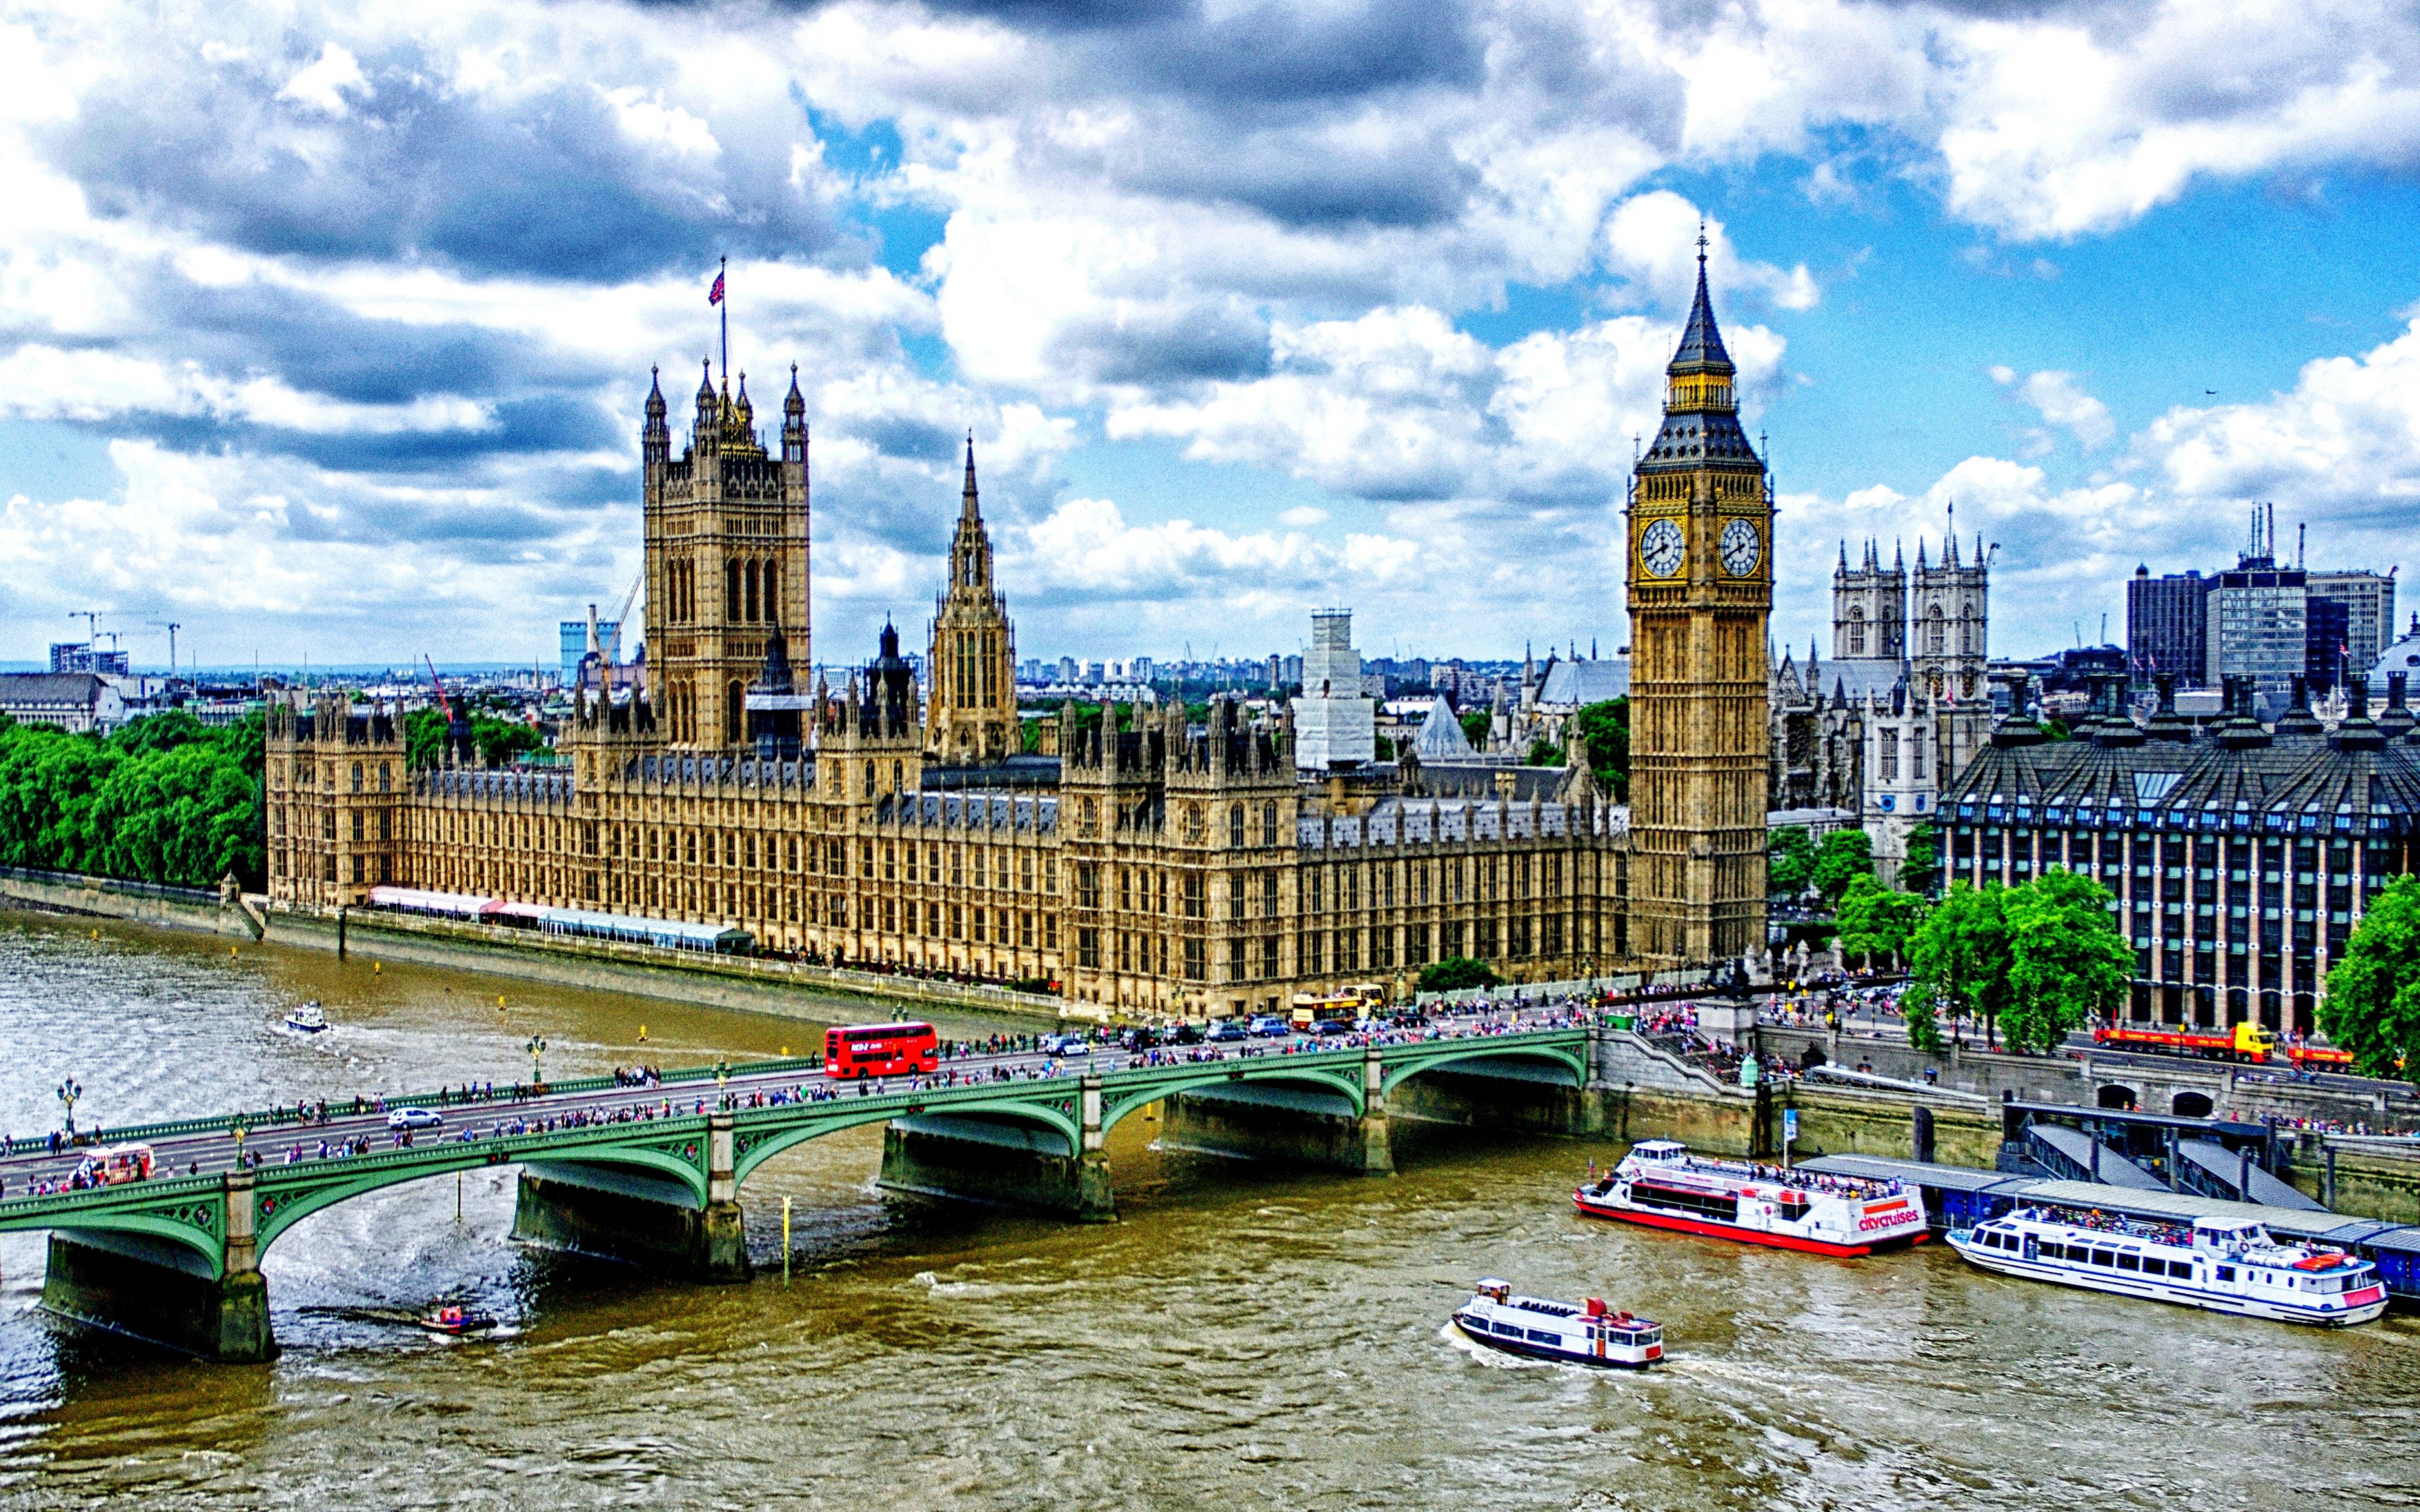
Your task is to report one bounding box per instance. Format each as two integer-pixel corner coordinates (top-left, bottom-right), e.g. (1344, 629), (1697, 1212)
(558, 617), (621, 680)
(1291, 609), (1375, 769)
(2128, 566), (2213, 688)
(49, 642), (130, 676)
(2307, 569), (2397, 672)
(2305, 595), (2352, 694)
(0, 672), (127, 733)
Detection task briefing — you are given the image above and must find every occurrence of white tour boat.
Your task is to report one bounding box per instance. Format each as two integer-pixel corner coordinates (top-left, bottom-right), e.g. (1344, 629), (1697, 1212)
(1452, 1281), (1663, 1369)
(282, 1002), (329, 1034)
(1575, 1140), (1930, 1256)
(1948, 1207), (2388, 1327)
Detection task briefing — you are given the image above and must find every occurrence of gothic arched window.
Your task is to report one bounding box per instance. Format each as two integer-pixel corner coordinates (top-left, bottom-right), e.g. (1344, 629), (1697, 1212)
(1230, 804), (1247, 848)
(726, 680), (744, 745)
(726, 561), (742, 622)
(745, 561), (760, 623)
(1262, 801), (1279, 845)
(764, 562), (779, 624)
(1848, 605), (1865, 656)
(1927, 605), (1945, 655)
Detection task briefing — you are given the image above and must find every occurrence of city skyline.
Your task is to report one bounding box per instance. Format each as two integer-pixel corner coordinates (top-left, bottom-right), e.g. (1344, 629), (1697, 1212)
(2, 4), (2418, 671)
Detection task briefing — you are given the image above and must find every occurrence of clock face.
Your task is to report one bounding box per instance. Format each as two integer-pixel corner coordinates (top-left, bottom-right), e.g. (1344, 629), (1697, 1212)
(1639, 518), (1686, 578)
(1720, 517), (1762, 576)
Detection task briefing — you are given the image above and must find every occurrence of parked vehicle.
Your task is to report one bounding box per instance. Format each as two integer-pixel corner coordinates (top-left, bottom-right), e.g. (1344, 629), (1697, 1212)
(387, 1108), (445, 1131)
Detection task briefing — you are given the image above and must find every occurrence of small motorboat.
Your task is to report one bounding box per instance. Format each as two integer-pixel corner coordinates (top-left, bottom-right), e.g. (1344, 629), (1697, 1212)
(416, 1303), (498, 1336)
(283, 1002), (330, 1034)
(1452, 1280), (1662, 1368)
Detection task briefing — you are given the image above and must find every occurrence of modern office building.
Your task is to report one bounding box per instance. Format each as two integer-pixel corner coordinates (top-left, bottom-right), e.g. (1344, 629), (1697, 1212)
(2128, 566), (2213, 688)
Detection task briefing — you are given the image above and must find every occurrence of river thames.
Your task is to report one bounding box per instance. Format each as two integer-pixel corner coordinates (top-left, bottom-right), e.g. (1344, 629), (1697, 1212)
(0, 913), (2412, 1511)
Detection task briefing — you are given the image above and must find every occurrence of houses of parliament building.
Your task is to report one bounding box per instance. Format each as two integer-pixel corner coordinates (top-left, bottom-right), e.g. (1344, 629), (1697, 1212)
(267, 261), (1777, 1018)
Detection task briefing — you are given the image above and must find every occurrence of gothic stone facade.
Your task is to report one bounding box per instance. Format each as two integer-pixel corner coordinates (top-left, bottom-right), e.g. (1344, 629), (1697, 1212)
(267, 359), (1649, 1018)
(1768, 534), (1994, 884)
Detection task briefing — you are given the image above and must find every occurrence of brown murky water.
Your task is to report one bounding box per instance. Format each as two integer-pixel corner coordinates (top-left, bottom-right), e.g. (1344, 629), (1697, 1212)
(0, 912), (2414, 1510)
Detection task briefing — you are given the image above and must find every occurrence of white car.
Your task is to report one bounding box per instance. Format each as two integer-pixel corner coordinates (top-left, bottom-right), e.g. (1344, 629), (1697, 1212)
(387, 1108), (444, 1131)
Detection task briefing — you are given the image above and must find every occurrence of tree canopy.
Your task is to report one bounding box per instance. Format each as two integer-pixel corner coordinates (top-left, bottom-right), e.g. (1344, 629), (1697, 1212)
(1909, 871), (2130, 1052)
(1899, 820), (1941, 896)
(1571, 698), (1629, 800)
(1768, 825), (1814, 896)
(1834, 874), (1928, 968)
(1526, 738), (1564, 767)
(1458, 709), (1492, 752)
(0, 709), (265, 889)
(1417, 956), (1501, 993)
(1812, 827), (1875, 902)
(2321, 876), (2420, 1089)
(404, 706), (546, 769)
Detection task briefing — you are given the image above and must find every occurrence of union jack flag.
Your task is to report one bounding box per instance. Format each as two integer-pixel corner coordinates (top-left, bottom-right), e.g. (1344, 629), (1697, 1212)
(708, 272), (725, 305)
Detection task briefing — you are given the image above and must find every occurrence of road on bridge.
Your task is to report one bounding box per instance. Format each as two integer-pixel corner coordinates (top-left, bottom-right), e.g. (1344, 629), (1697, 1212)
(1, 1002), (1601, 1202)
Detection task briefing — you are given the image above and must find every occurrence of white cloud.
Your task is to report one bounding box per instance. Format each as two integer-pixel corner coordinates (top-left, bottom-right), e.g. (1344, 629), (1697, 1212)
(1992, 367), (2116, 450)
(275, 43), (369, 118)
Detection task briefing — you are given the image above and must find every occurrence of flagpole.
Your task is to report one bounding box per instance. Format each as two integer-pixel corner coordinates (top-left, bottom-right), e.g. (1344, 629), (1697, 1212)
(720, 255), (728, 389)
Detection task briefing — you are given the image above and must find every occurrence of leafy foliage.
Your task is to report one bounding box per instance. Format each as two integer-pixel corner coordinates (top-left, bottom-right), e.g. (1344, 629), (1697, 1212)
(1899, 820), (1941, 895)
(0, 709), (265, 889)
(1572, 698), (1628, 800)
(404, 706), (544, 768)
(1525, 738), (1564, 767)
(1768, 825), (1814, 896)
(1908, 882), (2012, 1046)
(1458, 709), (1492, 752)
(2322, 876), (2420, 1089)
(1812, 827), (1874, 902)
(1834, 874), (1928, 968)
(1417, 956), (1501, 993)
(1909, 871), (2130, 1052)
(1998, 869), (2133, 1052)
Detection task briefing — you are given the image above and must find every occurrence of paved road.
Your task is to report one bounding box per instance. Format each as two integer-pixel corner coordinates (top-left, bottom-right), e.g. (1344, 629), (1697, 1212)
(1, 1004), (1600, 1200)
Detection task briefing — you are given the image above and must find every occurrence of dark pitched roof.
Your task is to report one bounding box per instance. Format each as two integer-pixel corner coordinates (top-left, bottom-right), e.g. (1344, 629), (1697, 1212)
(1671, 255), (1732, 372)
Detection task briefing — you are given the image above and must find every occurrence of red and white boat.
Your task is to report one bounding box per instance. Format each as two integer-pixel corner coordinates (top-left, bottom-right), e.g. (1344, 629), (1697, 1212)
(1574, 1140), (1929, 1256)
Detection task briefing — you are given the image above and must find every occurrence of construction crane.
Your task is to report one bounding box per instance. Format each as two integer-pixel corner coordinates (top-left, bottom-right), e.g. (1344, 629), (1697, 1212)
(149, 621), (183, 675)
(424, 655), (456, 724)
(602, 566), (643, 663)
(67, 610), (103, 643)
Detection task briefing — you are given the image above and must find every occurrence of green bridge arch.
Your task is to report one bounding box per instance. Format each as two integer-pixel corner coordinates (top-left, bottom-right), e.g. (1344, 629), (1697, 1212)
(729, 1093), (1085, 1187)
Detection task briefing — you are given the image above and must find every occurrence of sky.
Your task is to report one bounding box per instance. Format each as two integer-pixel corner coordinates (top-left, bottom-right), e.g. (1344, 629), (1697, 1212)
(2, 0), (2419, 674)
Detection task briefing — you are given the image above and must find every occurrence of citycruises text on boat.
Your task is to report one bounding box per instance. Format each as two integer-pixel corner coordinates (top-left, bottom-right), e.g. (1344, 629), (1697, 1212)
(1948, 1206), (2388, 1327)
(1574, 1140), (1930, 1256)
(1452, 1281), (1663, 1368)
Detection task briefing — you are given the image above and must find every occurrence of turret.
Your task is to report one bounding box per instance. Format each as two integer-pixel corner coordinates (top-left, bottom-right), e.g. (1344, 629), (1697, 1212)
(782, 364), (807, 464)
(643, 366), (669, 465)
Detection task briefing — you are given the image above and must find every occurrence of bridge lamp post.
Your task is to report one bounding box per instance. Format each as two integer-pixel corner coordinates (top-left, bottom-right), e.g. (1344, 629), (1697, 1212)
(527, 1035), (548, 1089)
(715, 1060), (729, 1108)
(231, 1121), (250, 1168)
(56, 1078), (81, 1138)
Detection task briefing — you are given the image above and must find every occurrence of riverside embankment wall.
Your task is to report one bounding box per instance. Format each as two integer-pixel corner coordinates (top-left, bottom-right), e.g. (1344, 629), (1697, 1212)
(0, 868), (260, 941)
(0, 866), (1069, 1026)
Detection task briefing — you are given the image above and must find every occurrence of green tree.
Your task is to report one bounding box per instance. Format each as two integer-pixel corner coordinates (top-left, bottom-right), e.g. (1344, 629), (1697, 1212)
(1812, 827), (1874, 902)
(1525, 738), (1564, 767)
(1458, 709), (1492, 751)
(1899, 820), (1941, 895)
(1998, 868), (2132, 1052)
(403, 706), (544, 769)
(2321, 875), (2420, 1089)
(1768, 825), (1815, 896)
(1835, 873), (1929, 970)
(1908, 882), (2012, 1047)
(1417, 956), (1501, 993)
(1572, 697), (1629, 799)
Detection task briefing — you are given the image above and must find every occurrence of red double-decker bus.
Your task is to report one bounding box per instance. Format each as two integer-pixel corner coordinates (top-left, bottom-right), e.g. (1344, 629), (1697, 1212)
(825, 1021), (940, 1079)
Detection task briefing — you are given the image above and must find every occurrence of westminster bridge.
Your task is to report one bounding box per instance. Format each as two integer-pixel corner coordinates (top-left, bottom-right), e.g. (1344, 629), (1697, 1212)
(0, 1016), (1656, 1362)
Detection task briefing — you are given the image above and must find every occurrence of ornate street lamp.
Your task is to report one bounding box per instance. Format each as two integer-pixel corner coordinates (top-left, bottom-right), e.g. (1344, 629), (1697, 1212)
(527, 1034), (548, 1088)
(56, 1078), (82, 1138)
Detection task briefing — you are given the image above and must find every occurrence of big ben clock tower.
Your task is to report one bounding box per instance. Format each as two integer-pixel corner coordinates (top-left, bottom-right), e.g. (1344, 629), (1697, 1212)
(1625, 234), (1773, 970)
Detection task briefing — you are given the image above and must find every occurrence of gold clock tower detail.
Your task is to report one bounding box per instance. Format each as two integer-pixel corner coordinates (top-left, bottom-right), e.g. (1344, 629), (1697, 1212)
(1625, 237), (1773, 969)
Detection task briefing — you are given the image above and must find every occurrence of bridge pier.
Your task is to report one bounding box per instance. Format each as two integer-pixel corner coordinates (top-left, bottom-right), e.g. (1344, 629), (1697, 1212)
(512, 1114), (751, 1281)
(1161, 1050), (1393, 1174)
(878, 1078), (1115, 1222)
(40, 1174), (276, 1363)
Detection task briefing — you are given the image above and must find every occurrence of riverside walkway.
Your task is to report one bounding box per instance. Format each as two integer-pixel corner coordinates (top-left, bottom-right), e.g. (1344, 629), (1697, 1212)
(0, 1011), (1598, 1362)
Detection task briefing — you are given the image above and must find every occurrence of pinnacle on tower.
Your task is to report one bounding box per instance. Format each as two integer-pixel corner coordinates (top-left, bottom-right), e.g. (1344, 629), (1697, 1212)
(961, 432), (981, 521)
(1671, 226), (1733, 371)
